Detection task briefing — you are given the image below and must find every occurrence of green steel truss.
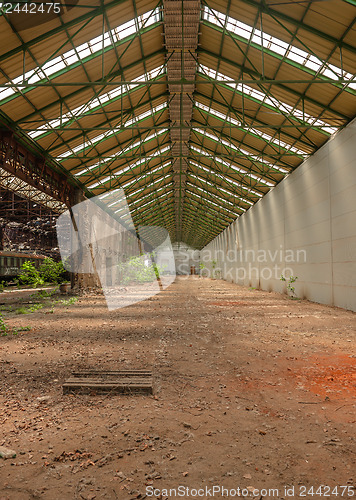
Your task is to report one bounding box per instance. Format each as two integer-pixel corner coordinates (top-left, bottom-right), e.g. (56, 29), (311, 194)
(0, 0), (355, 248)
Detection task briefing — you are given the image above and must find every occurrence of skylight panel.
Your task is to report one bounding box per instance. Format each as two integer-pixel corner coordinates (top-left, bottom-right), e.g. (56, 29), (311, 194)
(195, 97), (308, 155)
(188, 176), (236, 208)
(198, 64), (338, 135)
(193, 127), (288, 175)
(129, 189), (173, 214)
(195, 101), (240, 126)
(76, 139), (167, 178)
(98, 189), (121, 200)
(249, 128), (308, 156)
(190, 144), (275, 187)
(186, 181), (243, 214)
(189, 160), (262, 198)
(127, 175), (172, 202)
(0, 8), (161, 103)
(122, 162), (171, 190)
(87, 145), (170, 189)
(118, 19), (137, 39)
(59, 105), (167, 162)
(191, 171), (254, 205)
(186, 188), (236, 215)
(202, 6), (356, 91)
(185, 192), (230, 219)
(28, 66), (165, 140)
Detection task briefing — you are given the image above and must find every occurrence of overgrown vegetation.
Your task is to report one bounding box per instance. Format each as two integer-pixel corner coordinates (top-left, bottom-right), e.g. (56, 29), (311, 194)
(0, 314), (7, 335)
(18, 261), (44, 287)
(16, 303), (44, 314)
(211, 259), (221, 279)
(0, 313), (31, 336)
(55, 297), (78, 307)
(39, 258), (67, 284)
(0, 275), (77, 331)
(199, 262), (206, 277)
(280, 274), (299, 298)
(31, 287), (58, 300)
(17, 258), (67, 288)
(117, 254), (165, 285)
(10, 296), (77, 317)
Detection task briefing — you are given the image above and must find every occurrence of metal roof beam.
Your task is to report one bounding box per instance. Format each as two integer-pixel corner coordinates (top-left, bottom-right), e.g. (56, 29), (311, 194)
(236, 0), (356, 55)
(0, 0), (142, 63)
(197, 49), (350, 121)
(186, 173), (247, 212)
(18, 50), (166, 123)
(190, 134), (287, 180)
(183, 203), (230, 231)
(194, 92), (331, 139)
(185, 188), (237, 220)
(201, 13), (356, 95)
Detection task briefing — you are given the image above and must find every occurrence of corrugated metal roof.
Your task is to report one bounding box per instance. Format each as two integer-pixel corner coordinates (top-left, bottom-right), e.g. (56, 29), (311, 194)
(0, 0), (355, 245)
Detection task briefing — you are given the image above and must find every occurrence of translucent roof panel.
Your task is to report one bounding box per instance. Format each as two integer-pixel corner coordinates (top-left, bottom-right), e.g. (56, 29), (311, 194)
(0, 8), (161, 103)
(0, 0), (354, 249)
(197, 65), (338, 135)
(59, 104), (168, 161)
(202, 6), (356, 92)
(28, 66), (166, 140)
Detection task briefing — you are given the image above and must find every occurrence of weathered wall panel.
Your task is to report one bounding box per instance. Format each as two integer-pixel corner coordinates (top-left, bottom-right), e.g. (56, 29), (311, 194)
(201, 118), (356, 312)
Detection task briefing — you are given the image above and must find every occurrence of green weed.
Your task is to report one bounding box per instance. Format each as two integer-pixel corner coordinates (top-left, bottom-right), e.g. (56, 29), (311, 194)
(56, 297), (78, 307)
(280, 274), (299, 298)
(16, 303), (44, 314)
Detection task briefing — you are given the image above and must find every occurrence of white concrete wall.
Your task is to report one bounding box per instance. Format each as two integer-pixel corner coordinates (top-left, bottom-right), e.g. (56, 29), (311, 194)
(201, 118), (356, 311)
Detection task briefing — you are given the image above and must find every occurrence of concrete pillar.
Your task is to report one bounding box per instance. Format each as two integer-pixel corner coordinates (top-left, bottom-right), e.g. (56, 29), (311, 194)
(70, 189), (102, 292)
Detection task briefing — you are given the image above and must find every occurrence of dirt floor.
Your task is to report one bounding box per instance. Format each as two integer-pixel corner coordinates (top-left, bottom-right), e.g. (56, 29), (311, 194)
(0, 277), (355, 500)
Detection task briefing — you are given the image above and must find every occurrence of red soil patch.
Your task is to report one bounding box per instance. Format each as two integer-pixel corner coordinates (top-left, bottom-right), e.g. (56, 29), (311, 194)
(294, 353), (356, 400)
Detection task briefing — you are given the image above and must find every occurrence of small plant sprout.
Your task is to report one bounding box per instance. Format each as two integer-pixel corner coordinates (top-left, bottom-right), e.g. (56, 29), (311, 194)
(211, 259), (221, 279)
(0, 314), (7, 335)
(199, 262), (206, 277)
(280, 274), (298, 298)
(0, 314), (31, 336)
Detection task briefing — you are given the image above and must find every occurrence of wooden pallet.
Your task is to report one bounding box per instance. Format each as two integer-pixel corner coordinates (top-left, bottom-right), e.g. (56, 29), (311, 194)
(62, 370), (153, 395)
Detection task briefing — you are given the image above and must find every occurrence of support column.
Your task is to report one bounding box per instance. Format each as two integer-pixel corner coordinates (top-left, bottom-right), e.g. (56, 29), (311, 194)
(70, 189), (102, 292)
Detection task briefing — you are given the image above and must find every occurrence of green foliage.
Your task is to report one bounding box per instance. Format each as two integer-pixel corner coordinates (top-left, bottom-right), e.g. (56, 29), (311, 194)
(280, 274), (298, 298)
(18, 261), (44, 287)
(118, 254), (165, 285)
(58, 297), (78, 306)
(18, 258), (66, 287)
(211, 259), (221, 279)
(31, 287), (58, 300)
(16, 303), (44, 314)
(39, 258), (66, 284)
(12, 326), (31, 335)
(0, 281), (6, 293)
(0, 314), (7, 335)
(0, 305), (13, 312)
(199, 262), (206, 277)
(0, 313), (30, 336)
